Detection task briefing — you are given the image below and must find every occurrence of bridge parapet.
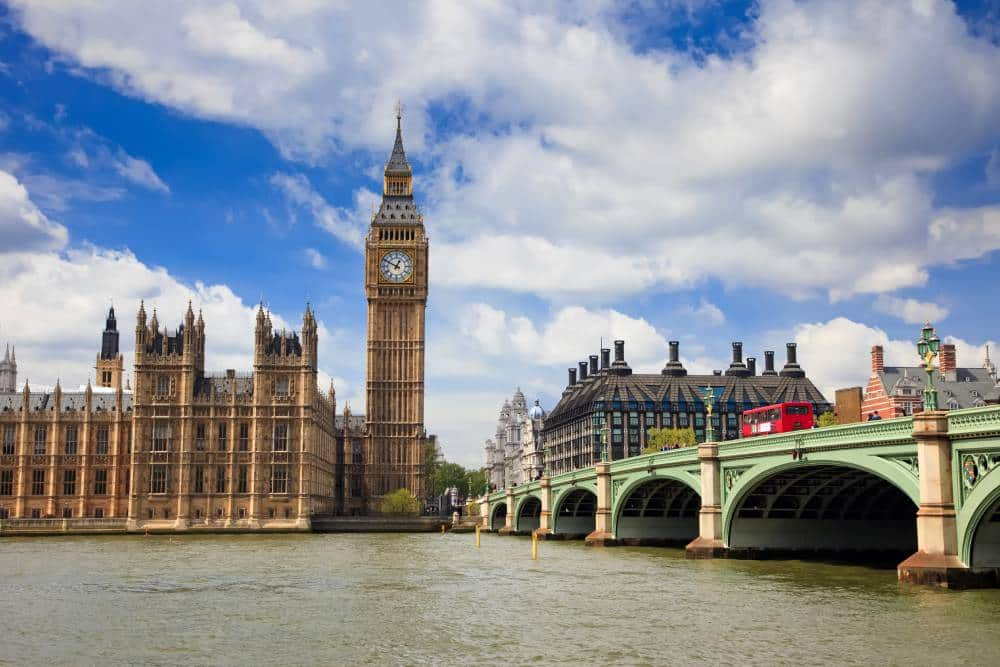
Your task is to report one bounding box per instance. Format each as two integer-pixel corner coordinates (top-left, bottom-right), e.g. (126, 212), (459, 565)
(716, 415), (914, 458)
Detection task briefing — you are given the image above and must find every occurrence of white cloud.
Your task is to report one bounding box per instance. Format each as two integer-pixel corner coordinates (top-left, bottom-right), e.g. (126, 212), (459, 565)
(461, 303), (668, 369)
(270, 172), (368, 249)
(9, 0), (1000, 300)
(677, 298), (725, 326)
(0, 169), (69, 252)
(987, 147), (1000, 188)
(303, 247), (326, 269)
(873, 294), (949, 325)
(793, 316), (999, 402)
(111, 150), (170, 193)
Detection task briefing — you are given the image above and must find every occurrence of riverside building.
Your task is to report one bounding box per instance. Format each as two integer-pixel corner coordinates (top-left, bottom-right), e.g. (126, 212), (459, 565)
(541, 340), (830, 475)
(484, 388), (546, 490)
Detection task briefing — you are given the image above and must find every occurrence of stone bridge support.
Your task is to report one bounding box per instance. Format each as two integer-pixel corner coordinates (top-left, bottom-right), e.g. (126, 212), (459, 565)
(585, 462), (615, 546)
(498, 487), (515, 535)
(686, 442), (725, 558)
(898, 412), (990, 587)
(479, 496), (490, 530)
(536, 477), (553, 538)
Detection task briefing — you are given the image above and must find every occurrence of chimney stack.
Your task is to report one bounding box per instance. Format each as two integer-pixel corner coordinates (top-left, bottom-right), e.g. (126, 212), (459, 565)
(662, 340), (687, 376)
(726, 341), (750, 377)
(589, 355), (599, 377)
(940, 343), (957, 381)
(601, 348), (611, 371)
(578, 361), (589, 382)
(610, 340), (632, 375)
(747, 357), (757, 376)
(568, 368), (577, 387)
(763, 350), (777, 376)
(780, 342), (805, 378)
(871, 345), (884, 375)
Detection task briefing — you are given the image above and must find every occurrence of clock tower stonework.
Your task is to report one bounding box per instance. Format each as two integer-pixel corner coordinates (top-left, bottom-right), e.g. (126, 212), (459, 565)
(363, 111), (428, 508)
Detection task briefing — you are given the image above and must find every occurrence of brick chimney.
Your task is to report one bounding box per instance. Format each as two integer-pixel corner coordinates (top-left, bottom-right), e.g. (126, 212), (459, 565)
(940, 343), (957, 382)
(871, 345), (884, 375)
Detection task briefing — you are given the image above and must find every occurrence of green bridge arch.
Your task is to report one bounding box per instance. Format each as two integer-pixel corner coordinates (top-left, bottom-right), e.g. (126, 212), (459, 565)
(551, 482), (598, 536)
(958, 465), (1000, 567)
(610, 470), (701, 541)
(722, 453), (921, 551)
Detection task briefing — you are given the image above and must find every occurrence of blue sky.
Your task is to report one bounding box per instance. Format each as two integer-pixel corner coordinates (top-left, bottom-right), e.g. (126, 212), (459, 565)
(1, 1), (999, 467)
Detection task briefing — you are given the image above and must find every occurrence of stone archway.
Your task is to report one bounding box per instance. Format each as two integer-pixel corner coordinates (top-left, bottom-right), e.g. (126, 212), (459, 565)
(516, 496), (541, 533)
(615, 478), (701, 546)
(726, 464), (916, 560)
(490, 502), (507, 531)
(553, 488), (596, 537)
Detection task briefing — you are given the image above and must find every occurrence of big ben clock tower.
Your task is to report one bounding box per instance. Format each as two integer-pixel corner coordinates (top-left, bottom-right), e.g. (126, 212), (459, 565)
(363, 107), (428, 508)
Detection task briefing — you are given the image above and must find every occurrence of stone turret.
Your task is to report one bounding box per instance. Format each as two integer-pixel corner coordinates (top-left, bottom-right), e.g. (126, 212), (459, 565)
(97, 306), (124, 390)
(0, 342), (16, 393)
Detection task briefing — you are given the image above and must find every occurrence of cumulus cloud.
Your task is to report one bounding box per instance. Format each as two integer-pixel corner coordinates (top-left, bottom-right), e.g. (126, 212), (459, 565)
(11, 0), (1000, 299)
(461, 303), (668, 369)
(0, 169), (69, 252)
(790, 316), (998, 402)
(873, 294), (949, 325)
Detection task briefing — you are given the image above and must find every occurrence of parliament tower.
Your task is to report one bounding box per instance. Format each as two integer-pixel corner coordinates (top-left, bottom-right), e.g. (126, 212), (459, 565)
(363, 109), (428, 507)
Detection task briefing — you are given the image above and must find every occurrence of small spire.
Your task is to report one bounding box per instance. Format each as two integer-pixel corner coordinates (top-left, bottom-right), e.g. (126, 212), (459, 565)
(186, 300), (195, 320)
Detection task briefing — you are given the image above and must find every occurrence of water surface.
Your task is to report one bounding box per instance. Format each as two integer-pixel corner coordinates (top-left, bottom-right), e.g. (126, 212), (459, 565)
(1, 533), (998, 665)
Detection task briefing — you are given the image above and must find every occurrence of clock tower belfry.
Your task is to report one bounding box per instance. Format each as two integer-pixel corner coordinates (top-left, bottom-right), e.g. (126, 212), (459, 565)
(363, 108), (428, 508)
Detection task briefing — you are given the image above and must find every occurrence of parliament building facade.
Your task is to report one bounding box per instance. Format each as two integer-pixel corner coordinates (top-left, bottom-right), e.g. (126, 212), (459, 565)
(0, 115), (428, 529)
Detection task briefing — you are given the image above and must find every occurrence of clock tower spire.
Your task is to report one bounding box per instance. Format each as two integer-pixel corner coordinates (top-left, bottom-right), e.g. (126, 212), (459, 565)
(362, 108), (429, 510)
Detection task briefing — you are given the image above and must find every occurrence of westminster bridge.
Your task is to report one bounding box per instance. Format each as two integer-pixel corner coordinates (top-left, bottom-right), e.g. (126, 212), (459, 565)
(481, 405), (1000, 588)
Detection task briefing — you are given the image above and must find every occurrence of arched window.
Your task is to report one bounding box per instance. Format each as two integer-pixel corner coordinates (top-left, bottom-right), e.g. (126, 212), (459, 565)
(157, 375), (170, 395)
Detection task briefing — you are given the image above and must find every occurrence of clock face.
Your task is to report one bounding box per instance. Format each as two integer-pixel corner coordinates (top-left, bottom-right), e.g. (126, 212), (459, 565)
(380, 250), (413, 283)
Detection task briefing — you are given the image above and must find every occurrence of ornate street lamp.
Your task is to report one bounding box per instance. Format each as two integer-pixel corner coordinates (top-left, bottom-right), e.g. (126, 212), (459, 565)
(917, 322), (942, 412)
(703, 385), (715, 442)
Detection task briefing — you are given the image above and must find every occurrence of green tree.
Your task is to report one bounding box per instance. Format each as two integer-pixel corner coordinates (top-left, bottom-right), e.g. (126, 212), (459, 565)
(643, 427), (697, 454)
(816, 411), (837, 428)
(466, 469), (488, 497)
(433, 462), (469, 496)
(381, 488), (420, 515)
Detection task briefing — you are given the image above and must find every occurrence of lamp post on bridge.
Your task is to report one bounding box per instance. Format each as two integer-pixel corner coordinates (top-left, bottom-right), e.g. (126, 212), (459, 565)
(917, 322), (941, 412)
(704, 385), (715, 443)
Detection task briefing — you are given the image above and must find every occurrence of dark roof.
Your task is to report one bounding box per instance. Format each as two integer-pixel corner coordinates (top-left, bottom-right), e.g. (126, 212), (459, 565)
(385, 116), (411, 174)
(879, 366), (998, 409)
(373, 197), (421, 224)
(544, 371), (830, 430)
(0, 391), (132, 414)
(195, 375), (253, 399)
(335, 414), (366, 432)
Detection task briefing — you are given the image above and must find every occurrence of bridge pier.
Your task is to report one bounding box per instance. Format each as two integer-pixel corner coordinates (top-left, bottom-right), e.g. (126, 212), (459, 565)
(498, 487), (516, 535)
(686, 442), (726, 558)
(479, 496), (490, 530)
(585, 462), (616, 546)
(535, 477), (553, 539)
(898, 412), (991, 588)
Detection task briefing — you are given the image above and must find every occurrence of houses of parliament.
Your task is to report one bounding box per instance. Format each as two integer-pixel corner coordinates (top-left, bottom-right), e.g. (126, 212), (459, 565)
(0, 114), (429, 530)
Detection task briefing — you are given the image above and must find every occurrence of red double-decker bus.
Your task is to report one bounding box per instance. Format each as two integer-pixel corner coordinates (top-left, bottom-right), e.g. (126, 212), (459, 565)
(741, 402), (815, 438)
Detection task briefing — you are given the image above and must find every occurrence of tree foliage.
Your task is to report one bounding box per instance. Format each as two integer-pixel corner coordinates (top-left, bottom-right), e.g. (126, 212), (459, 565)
(816, 411), (837, 428)
(466, 469), (488, 497)
(643, 427), (697, 454)
(433, 462), (469, 496)
(381, 488), (420, 515)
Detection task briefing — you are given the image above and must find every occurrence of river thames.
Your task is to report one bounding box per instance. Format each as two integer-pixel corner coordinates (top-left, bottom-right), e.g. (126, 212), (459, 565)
(2, 532), (999, 665)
